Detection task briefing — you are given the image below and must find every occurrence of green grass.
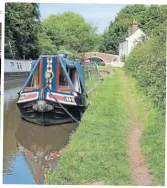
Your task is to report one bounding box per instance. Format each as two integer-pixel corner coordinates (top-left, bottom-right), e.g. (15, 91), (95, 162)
(141, 107), (165, 185)
(98, 65), (116, 70)
(45, 70), (133, 185)
(120, 69), (165, 185)
(45, 68), (165, 185)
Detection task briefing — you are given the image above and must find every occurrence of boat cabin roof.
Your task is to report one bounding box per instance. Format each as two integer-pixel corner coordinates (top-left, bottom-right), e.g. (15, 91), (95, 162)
(21, 55), (86, 94)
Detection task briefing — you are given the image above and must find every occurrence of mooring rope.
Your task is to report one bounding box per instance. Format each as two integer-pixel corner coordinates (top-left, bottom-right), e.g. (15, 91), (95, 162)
(87, 80), (103, 95)
(46, 86), (81, 124)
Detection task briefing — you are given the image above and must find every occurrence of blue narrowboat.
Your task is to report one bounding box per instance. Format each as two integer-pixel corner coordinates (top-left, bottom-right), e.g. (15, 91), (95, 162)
(17, 54), (100, 125)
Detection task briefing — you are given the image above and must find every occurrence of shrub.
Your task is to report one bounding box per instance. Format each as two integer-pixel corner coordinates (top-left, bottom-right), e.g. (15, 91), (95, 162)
(124, 34), (166, 114)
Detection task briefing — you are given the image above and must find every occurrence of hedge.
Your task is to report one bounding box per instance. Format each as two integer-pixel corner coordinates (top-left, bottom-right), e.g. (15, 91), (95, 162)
(124, 35), (166, 114)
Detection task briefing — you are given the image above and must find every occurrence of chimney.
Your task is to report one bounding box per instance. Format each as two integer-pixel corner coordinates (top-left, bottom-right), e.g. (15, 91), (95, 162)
(131, 20), (138, 34)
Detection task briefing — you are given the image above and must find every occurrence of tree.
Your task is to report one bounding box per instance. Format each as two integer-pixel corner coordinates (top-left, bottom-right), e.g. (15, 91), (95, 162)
(5, 3), (40, 59)
(100, 5), (167, 55)
(99, 5), (147, 54)
(38, 11), (99, 56)
(140, 5), (167, 37)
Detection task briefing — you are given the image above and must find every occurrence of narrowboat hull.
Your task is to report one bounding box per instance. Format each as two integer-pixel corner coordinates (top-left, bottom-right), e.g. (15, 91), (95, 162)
(16, 54), (100, 126)
(17, 99), (87, 125)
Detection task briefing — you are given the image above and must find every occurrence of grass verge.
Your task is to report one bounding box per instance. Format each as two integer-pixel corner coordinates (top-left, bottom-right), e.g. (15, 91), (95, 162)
(120, 69), (165, 185)
(45, 67), (165, 185)
(141, 104), (165, 185)
(45, 69), (133, 185)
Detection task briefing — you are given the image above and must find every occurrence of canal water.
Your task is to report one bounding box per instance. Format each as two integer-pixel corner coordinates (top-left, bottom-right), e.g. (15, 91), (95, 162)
(3, 80), (78, 184)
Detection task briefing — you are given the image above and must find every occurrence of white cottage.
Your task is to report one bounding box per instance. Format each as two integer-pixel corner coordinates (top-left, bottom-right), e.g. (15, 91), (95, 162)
(119, 21), (146, 60)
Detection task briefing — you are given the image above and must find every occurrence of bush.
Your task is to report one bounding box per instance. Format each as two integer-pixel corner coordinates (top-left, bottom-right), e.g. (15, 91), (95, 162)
(124, 35), (166, 114)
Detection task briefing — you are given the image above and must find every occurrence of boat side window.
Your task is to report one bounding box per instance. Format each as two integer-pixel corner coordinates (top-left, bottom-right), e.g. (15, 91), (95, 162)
(67, 67), (75, 84)
(67, 67), (81, 93)
(59, 66), (70, 88)
(59, 66), (77, 88)
(57, 60), (81, 92)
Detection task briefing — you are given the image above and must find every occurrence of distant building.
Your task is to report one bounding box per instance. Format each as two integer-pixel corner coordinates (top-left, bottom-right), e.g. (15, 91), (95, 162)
(119, 21), (146, 61)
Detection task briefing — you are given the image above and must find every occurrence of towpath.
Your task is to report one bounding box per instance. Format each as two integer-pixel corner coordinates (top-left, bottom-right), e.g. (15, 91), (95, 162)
(119, 70), (154, 186)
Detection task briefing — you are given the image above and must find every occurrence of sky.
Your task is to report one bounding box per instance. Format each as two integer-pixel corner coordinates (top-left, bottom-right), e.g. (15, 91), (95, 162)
(39, 3), (126, 33)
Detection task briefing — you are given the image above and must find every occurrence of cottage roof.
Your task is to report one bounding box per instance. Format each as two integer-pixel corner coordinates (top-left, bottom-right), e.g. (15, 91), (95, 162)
(126, 28), (145, 41)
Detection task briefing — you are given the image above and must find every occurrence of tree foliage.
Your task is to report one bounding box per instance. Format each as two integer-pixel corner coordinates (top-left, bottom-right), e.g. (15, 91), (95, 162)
(5, 3), (40, 59)
(139, 5), (167, 37)
(100, 5), (167, 55)
(122, 5), (167, 113)
(38, 11), (99, 57)
(99, 5), (147, 54)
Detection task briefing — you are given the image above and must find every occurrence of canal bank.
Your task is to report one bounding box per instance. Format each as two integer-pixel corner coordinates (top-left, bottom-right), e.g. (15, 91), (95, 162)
(45, 68), (164, 185)
(45, 68), (132, 185)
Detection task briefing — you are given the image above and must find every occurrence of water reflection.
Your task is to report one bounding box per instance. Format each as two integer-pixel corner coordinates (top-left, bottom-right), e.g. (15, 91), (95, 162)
(3, 90), (77, 184)
(15, 121), (77, 184)
(4, 79), (24, 103)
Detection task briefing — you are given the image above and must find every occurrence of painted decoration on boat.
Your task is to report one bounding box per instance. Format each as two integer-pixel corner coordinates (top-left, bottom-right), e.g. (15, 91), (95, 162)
(16, 54), (101, 125)
(46, 57), (53, 89)
(18, 92), (39, 103)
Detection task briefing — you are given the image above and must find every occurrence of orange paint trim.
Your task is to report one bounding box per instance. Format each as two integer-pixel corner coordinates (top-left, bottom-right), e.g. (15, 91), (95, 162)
(56, 57), (60, 89)
(39, 58), (43, 87)
(58, 88), (73, 92)
(24, 87), (38, 91)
